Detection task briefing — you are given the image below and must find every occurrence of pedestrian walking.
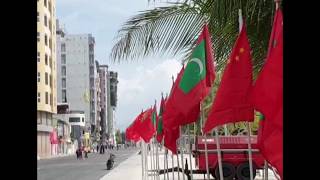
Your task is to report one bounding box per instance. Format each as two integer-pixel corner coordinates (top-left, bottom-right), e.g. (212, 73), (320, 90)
(96, 142), (99, 153)
(100, 143), (105, 154)
(84, 147), (88, 158)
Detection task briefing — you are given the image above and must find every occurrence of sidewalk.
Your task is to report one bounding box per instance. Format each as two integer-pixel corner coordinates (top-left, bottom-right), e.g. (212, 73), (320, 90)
(100, 151), (142, 180)
(37, 153), (73, 160)
(100, 148), (277, 180)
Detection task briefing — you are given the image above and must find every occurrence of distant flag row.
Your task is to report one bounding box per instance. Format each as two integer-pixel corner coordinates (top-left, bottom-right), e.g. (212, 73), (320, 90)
(125, 7), (282, 179)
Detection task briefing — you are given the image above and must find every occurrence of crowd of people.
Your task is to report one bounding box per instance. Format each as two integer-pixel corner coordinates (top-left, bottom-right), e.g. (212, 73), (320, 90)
(75, 141), (137, 159)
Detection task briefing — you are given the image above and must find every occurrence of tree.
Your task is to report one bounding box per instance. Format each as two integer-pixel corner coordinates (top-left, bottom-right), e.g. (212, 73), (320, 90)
(110, 0), (282, 77)
(115, 129), (123, 144)
(111, 0), (280, 136)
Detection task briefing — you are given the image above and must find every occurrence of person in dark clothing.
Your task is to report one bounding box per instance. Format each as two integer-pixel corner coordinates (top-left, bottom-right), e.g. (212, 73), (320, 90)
(100, 144), (105, 154)
(96, 144), (99, 153)
(76, 148), (83, 159)
(84, 148), (88, 158)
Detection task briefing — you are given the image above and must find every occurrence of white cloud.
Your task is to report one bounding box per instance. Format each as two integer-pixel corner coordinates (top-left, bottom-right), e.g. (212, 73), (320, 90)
(116, 59), (181, 130)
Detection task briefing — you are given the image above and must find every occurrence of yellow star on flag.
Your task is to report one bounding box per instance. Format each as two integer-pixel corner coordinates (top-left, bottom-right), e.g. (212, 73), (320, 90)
(239, 48), (245, 53)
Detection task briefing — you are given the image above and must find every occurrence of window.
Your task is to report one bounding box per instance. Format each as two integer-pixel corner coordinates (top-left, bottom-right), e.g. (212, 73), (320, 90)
(50, 93), (53, 105)
(61, 66), (66, 76)
(48, 1), (52, 13)
(37, 52), (40, 62)
(49, 38), (52, 49)
(82, 118), (84, 122)
(62, 90), (66, 102)
(49, 57), (52, 68)
(44, 0), (47, 7)
(45, 92), (48, 104)
(37, 32), (40, 42)
(49, 75), (52, 87)
(37, 72), (40, 83)
(69, 117), (80, 123)
(61, 43), (66, 52)
(61, 54), (66, 64)
(62, 78), (66, 88)
(38, 93), (41, 103)
(37, 112), (41, 124)
(45, 72), (48, 85)
(44, 15), (47, 27)
(37, 12), (39, 22)
(45, 34), (48, 46)
(45, 54), (48, 65)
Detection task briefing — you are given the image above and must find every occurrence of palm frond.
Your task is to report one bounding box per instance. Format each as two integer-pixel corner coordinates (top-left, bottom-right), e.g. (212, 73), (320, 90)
(110, 0), (280, 76)
(110, 3), (206, 62)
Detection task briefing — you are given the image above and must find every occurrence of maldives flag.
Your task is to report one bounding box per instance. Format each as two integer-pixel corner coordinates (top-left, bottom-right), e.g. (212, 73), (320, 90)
(203, 22), (254, 133)
(152, 103), (157, 127)
(252, 8), (283, 179)
(156, 96), (165, 143)
(167, 24), (215, 127)
(136, 108), (155, 143)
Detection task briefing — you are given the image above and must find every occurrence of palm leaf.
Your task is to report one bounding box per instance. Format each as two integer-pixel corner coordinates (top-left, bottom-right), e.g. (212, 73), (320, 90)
(110, 0), (281, 76)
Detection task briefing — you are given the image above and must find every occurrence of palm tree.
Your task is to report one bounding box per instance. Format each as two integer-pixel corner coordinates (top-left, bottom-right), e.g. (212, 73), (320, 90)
(110, 0), (281, 76)
(110, 0), (281, 134)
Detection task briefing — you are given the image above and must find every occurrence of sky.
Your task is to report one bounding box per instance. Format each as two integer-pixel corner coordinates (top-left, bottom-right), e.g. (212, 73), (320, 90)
(56, 0), (182, 131)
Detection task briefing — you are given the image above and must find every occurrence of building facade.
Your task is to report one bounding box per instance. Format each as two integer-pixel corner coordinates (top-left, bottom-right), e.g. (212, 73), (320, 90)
(56, 33), (96, 133)
(98, 65), (109, 142)
(107, 71), (118, 144)
(37, 0), (57, 159)
(94, 60), (101, 141)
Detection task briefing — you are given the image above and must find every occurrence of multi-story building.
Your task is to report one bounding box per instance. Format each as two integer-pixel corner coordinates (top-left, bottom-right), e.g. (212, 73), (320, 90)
(37, 0), (57, 159)
(56, 32), (96, 133)
(98, 65), (109, 142)
(95, 60), (101, 140)
(56, 19), (66, 103)
(107, 71), (118, 144)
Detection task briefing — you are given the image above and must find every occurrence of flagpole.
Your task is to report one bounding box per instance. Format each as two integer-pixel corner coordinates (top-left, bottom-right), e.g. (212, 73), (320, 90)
(264, 160), (269, 180)
(141, 141), (145, 180)
(188, 125), (194, 180)
(172, 153), (175, 180)
(166, 147), (169, 180)
(201, 102), (210, 180)
(176, 140), (181, 180)
(275, 0), (280, 10)
(246, 122), (254, 180)
(163, 143), (166, 180)
(145, 142), (149, 180)
(156, 137), (160, 180)
(238, 8), (254, 180)
(151, 138), (155, 180)
(179, 126), (186, 180)
(214, 127), (224, 180)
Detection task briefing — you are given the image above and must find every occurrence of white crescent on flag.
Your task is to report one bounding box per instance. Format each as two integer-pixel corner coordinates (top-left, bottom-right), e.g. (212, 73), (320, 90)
(189, 57), (203, 75)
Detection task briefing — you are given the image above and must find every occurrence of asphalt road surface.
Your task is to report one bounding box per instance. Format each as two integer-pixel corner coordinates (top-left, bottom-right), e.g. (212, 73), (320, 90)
(37, 147), (139, 180)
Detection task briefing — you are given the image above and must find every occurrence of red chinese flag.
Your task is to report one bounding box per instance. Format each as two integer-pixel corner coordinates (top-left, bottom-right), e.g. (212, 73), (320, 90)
(166, 24), (215, 127)
(163, 126), (180, 154)
(136, 108), (155, 143)
(126, 126), (140, 142)
(127, 111), (144, 141)
(252, 9), (283, 179)
(162, 67), (184, 129)
(203, 22), (254, 133)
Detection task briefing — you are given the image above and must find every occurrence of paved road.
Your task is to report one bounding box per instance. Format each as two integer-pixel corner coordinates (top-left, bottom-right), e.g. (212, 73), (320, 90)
(37, 147), (139, 180)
